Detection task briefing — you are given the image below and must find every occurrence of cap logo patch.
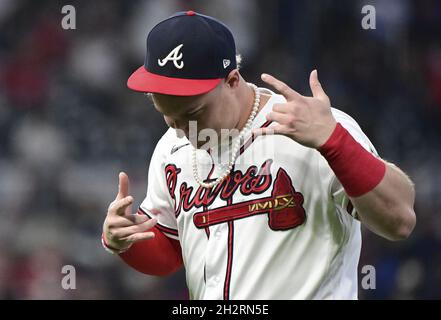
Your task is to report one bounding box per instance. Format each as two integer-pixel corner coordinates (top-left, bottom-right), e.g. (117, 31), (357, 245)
(223, 59), (231, 69)
(158, 44), (184, 69)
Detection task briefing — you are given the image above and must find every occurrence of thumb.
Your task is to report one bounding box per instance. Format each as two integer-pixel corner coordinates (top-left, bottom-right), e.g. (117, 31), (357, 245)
(309, 69), (327, 100)
(116, 172), (129, 200)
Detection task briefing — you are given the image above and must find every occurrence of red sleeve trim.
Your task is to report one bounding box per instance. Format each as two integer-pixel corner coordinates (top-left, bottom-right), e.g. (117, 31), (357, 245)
(119, 226), (183, 277)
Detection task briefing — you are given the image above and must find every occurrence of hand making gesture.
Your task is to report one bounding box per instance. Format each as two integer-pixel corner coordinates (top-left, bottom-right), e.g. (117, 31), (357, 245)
(254, 70), (337, 149)
(103, 172), (157, 252)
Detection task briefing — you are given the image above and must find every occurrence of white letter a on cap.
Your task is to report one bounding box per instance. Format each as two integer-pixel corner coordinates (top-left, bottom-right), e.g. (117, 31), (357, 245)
(158, 44), (184, 69)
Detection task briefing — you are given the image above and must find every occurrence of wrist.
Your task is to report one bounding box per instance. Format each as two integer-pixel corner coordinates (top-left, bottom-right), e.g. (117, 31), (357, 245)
(316, 120), (337, 149)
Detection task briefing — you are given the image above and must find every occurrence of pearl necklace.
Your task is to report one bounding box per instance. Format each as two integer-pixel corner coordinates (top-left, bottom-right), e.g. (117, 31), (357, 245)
(192, 83), (260, 189)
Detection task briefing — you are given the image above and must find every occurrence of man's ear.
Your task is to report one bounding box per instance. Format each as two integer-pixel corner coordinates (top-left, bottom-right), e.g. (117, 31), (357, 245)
(224, 69), (241, 89)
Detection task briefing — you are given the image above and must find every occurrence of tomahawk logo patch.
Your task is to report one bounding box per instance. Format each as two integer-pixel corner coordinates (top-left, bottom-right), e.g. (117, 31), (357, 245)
(192, 167), (306, 231)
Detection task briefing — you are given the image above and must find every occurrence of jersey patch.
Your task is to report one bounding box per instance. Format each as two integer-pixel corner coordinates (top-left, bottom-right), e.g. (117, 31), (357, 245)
(193, 167), (306, 231)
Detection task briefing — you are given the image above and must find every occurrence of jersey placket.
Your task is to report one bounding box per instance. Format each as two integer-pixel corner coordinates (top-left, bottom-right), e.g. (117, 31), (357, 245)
(201, 152), (233, 300)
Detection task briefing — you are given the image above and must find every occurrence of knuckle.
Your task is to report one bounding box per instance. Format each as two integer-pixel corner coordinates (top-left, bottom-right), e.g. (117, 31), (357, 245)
(293, 106), (302, 117)
(287, 103), (296, 113)
(274, 125), (285, 134)
(106, 221), (115, 230)
(107, 229), (115, 239)
(107, 216), (121, 228)
(265, 127), (275, 135)
(107, 202), (115, 212)
(268, 112), (275, 120)
(105, 219), (112, 228)
(110, 230), (120, 239)
(116, 231), (129, 241)
(109, 200), (121, 212)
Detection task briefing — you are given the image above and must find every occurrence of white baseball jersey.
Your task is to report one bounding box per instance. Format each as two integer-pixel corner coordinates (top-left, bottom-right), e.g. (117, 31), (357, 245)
(139, 88), (379, 300)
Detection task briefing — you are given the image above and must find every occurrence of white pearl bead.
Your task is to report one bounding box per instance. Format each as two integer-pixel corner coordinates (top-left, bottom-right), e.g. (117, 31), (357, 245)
(193, 83), (260, 188)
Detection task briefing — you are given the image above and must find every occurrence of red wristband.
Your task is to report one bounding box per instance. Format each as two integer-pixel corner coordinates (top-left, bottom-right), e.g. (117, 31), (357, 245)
(318, 123), (386, 197)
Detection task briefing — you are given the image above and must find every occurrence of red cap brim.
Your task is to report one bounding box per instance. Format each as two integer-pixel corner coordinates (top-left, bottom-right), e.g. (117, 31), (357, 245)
(127, 66), (222, 96)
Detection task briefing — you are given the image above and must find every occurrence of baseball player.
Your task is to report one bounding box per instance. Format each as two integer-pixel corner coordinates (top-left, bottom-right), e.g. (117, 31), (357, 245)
(101, 11), (416, 299)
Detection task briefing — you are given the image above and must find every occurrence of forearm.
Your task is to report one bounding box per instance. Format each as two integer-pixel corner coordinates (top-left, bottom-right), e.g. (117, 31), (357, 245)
(319, 123), (416, 241)
(119, 226), (183, 276)
(351, 163), (416, 241)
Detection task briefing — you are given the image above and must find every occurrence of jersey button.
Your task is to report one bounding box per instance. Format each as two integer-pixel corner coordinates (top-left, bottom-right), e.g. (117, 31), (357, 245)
(214, 276), (220, 283)
(215, 231), (221, 239)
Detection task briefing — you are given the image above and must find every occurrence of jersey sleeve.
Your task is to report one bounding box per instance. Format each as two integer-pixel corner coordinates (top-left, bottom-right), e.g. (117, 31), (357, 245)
(328, 108), (381, 220)
(139, 132), (179, 240)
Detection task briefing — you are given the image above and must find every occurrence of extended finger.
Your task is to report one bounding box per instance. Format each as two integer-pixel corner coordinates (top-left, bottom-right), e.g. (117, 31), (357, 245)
(309, 69), (328, 101)
(116, 172), (130, 200)
(261, 74), (302, 102)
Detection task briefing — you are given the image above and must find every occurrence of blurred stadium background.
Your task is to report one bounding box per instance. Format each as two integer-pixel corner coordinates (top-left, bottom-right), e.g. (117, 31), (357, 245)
(0, 0), (440, 299)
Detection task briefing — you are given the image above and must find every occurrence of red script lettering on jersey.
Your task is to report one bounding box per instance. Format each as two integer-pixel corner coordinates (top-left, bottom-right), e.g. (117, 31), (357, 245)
(165, 160), (273, 216)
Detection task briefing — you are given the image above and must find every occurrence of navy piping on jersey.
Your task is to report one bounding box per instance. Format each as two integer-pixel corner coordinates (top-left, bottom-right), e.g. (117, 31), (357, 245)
(223, 218), (234, 300)
(223, 178), (234, 300)
(203, 151), (215, 239)
(239, 120), (273, 156)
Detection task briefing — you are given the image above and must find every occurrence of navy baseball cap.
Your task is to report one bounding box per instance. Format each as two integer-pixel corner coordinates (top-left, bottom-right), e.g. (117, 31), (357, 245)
(127, 11), (237, 96)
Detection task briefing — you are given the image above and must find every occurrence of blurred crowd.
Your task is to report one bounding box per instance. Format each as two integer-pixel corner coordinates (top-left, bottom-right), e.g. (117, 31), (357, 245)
(0, 0), (440, 299)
